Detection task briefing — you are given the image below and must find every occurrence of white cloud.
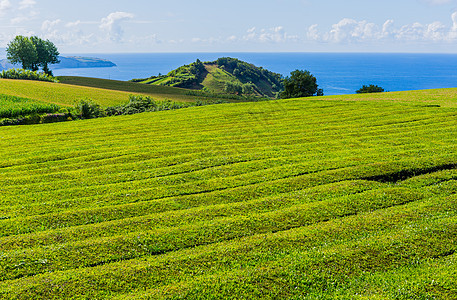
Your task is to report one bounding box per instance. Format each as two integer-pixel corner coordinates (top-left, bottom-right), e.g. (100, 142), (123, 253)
(243, 26), (298, 43)
(382, 20), (395, 38)
(421, 0), (453, 4)
(19, 0), (36, 10)
(307, 24), (320, 41)
(244, 27), (257, 41)
(100, 12), (134, 42)
(35, 18), (98, 47)
(227, 35), (237, 42)
(425, 22), (447, 40)
(42, 19), (61, 32)
(448, 12), (457, 40)
(11, 16), (27, 24)
(0, 0), (11, 15)
(7, 0), (39, 26)
(66, 20), (81, 28)
(189, 36), (222, 44)
(322, 19), (381, 43)
(309, 13), (457, 44)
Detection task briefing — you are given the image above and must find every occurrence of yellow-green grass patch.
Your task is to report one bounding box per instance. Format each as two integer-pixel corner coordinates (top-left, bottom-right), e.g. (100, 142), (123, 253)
(0, 79), (136, 107)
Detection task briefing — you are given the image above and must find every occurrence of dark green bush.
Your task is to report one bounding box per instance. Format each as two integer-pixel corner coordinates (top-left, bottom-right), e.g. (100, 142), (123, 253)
(105, 95), (193, 116)
(41, 113), (71, 123)
(281, 70), (321, 99)
(224, 82), (243, 95)
(75, 99), (104, 119)
(356, 85), (385, 94)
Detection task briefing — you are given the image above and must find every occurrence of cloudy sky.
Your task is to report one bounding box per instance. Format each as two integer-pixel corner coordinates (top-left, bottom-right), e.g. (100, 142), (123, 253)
(1, 0), (457, 53)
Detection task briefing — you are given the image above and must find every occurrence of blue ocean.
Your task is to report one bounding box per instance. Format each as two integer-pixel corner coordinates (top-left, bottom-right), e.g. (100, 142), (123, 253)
(52, 53), (457, 96)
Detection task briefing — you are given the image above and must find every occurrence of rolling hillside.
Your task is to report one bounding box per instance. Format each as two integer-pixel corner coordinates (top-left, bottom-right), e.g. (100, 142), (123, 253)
(0, 77), (229, 108)
(0, 90), (456, 298)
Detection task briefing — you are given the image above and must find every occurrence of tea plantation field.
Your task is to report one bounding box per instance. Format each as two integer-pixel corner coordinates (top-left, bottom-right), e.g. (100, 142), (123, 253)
(0, 91), (456, 299)
(0, 94), (60, 119)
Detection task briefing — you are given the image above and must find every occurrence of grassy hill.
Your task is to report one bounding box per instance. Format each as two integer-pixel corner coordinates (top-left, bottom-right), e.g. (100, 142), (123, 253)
(132, 57), (284, 98)
(0, 89), (456, 298)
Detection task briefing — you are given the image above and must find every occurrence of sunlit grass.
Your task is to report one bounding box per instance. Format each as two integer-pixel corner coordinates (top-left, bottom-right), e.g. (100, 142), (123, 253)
(0, 90), (456, 298)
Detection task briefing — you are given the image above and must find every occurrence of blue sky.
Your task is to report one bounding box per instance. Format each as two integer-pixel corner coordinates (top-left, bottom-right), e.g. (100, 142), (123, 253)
(1, 0), (457, 53)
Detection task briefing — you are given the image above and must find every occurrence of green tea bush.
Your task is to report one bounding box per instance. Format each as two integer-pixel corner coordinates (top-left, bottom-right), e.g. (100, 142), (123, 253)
(0, 94), (60, 119)
(0, 90), (456, 298)
(0, 94), (62, 126)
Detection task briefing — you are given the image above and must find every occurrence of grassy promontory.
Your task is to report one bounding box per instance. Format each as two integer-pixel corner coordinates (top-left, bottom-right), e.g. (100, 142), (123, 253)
(131, 57), (284, 98)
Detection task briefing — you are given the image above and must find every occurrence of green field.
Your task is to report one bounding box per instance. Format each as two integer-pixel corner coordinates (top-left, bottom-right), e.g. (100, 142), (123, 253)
(57, 76), (207, 102)
(0, 77), (247, 108)
(0, 88), (456, 299)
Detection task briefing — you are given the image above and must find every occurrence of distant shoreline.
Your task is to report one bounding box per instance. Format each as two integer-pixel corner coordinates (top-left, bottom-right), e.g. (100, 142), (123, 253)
(49, 52), (457, 96)
(0, 56), (116, 71)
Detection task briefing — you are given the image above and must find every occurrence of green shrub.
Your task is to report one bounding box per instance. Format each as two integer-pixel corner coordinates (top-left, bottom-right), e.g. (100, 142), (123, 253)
(75, 99), (104, 119)
(0, 68), (58, 83)
(356, 84), (385, 94)
(224, 81), (242, 95)
(41, 113), (71, 123)
(105, 95), (193, 116)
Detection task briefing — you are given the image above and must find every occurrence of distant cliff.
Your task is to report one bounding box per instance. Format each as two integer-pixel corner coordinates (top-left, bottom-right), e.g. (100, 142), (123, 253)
(0, 56), (116, 71)
(55, 56), (116, 69)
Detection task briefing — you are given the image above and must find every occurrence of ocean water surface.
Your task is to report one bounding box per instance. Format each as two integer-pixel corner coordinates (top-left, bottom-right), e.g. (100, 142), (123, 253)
(52, 53), (457, 96)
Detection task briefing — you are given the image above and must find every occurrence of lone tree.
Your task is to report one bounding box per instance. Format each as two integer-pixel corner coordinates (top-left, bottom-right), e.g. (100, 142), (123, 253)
(281, 69), (323, 99)
(30, 36), (60, 75)
(6, 35), (60, 75)
(356, 84), (384, 94)
(6, 36), (37, 70)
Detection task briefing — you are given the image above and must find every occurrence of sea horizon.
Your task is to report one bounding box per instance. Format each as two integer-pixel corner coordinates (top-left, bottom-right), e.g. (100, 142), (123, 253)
(3, 51), (457, 96)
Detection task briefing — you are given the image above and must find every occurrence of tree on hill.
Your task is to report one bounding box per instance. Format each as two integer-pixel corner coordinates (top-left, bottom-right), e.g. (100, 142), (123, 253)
(216, 57), (283, 95)
(224, 81), (242, 95)
(281, 69), (322, 99)
(189, 59), (206, 80)
(356, 84), (384, 94)
(30, 36), (60, 75)
(6, 36), (37, 70)
(6, 35), (60, 76)
(131, 57), (284, 98)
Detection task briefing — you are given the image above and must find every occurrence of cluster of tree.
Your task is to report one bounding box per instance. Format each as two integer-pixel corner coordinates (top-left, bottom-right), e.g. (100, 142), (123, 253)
(216, 57), (283, 95)
(149, 59), (208, 89)
(104, 95), (193, 117)
(189, 59), (206, 80)
(6, 35), (60, 76)
(78, 95), (222, 119)
(356, 84), (384, 94)
(224, 81), (256, 95)
(280, 69), (323, 99)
